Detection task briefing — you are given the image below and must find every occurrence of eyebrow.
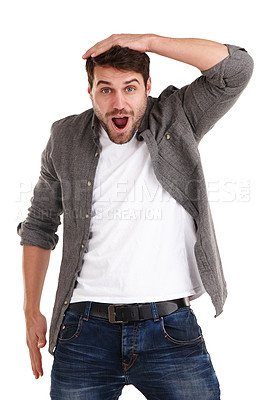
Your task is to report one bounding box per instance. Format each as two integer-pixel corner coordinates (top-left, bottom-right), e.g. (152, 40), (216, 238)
(96, 78), (141, 87)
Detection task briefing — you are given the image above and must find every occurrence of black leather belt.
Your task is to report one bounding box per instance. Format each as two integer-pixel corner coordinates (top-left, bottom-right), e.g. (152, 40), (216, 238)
(69, 297), (190, 323)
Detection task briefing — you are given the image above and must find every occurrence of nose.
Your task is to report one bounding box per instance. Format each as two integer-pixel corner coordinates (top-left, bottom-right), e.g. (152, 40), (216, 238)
(112, 91), (126, 110)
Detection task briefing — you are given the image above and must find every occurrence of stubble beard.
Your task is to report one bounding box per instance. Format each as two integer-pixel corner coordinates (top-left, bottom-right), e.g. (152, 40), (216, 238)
(92, 96), (148, 145)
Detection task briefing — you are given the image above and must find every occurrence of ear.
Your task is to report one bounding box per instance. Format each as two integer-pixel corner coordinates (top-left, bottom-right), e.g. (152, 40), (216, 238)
(88, 84), (92, 99)
(146, 77), (151, 96)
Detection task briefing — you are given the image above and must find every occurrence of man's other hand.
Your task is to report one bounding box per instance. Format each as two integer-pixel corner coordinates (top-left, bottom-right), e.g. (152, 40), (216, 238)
(25, 311), (47, 379)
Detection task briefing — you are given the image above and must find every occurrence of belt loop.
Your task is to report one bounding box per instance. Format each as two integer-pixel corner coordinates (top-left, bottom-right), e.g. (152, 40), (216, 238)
(150, 302), (160, 322)
(84, 301), (92, 319)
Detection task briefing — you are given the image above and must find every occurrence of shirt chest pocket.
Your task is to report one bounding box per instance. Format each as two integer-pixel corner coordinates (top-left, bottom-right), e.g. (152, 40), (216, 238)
(158, 121), (200, 176)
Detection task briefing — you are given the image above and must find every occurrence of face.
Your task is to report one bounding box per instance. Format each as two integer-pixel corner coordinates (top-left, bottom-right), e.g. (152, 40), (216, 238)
(88, 65), (151, 144)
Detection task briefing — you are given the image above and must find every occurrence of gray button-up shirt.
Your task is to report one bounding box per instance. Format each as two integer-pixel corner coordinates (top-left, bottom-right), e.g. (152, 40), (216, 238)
(18, 44), (253, 355)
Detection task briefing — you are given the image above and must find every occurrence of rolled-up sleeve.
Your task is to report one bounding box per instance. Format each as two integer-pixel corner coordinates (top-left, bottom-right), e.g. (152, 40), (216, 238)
(17, 129), (63, 250)
(179, 44), (254, 143)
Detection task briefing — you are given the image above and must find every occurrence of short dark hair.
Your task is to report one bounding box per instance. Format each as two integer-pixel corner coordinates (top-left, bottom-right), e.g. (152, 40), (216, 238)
(85, 45), (150, 88)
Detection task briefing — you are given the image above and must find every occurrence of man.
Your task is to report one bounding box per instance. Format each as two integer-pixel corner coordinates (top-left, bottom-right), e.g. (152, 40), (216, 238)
(18, 34), (253, 399)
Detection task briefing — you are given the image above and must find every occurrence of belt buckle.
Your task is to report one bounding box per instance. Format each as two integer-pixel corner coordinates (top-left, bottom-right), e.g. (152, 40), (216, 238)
(108, 304), (128, 324)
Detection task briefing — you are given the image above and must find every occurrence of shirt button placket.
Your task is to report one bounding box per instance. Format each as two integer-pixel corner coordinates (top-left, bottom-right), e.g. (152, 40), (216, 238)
(83, 176), (93, 249)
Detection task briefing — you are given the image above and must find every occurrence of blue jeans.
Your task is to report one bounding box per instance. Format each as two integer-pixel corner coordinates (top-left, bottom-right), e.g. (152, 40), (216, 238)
(51, 302), (220, 399)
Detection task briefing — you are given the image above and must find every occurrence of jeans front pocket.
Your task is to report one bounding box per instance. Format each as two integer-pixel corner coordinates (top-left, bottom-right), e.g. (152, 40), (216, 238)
(160, 307), (203, 346)
(58, 309), (84, 344)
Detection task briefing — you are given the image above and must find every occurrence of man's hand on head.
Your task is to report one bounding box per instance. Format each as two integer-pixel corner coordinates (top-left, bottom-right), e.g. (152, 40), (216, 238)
(82, 33), (155, 59)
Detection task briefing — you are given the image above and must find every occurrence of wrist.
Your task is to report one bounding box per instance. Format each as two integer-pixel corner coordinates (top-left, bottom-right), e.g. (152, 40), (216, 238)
(24, 302), (41, 317)
(146, 34), (160, 53)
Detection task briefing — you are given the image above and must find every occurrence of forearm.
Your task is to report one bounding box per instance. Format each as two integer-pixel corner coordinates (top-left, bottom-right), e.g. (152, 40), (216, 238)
(148, 35), (229, 71)
(23, 245), (51, 314)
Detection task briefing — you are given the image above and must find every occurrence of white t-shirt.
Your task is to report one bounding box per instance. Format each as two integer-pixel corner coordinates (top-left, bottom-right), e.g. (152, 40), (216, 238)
(71, 127), (205, 304)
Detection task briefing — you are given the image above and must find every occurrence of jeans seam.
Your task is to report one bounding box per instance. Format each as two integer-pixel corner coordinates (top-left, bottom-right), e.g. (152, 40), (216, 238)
(58, 316), (84, 344)
(122, 322), (139, 372)
(159, 317), (204, 346)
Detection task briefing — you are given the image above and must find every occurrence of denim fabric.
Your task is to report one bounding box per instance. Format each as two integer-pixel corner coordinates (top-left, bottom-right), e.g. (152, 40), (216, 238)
(17, 45), (254, 355)
(50, 303), (220, 399)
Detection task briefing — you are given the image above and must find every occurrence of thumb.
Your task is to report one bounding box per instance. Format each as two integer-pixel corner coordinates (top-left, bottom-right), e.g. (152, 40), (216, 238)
(37, 334), (46, 349)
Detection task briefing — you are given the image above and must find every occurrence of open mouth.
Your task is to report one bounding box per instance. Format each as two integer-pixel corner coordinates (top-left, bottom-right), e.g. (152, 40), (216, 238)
(111, 117), (129, 131)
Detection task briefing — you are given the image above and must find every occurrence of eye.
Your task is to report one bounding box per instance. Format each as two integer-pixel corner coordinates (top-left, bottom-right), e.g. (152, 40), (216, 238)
(125, 86), (135, 93)
(101, 88), (111, 94)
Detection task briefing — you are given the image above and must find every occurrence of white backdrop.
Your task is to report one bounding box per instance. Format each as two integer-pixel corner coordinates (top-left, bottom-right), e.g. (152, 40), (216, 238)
(1, 0), (264, 398)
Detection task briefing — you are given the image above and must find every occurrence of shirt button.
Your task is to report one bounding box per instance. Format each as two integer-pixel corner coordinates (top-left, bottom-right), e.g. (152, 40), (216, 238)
(64, 300), (68, 305)
(166, 134), (171, 140)
(87, 181), (92, 186)
(81, 244), (85, 249)
(85, 214), (89, 219)
(94, 152), (99, 157)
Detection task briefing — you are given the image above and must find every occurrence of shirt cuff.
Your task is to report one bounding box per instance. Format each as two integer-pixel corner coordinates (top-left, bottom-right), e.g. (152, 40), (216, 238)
(201, 44), (251, 88)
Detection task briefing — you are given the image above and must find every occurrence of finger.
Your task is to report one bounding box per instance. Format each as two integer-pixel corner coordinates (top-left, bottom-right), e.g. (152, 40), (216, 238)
(82, 41), (106, 59)
(37, 333), (47, 349)
(29, 336), (46, 379)
(82, 35), (118, 59)
(30, 347), (43, 379)
(82, 47), (95, 59)
(82, 43), (109, 59)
